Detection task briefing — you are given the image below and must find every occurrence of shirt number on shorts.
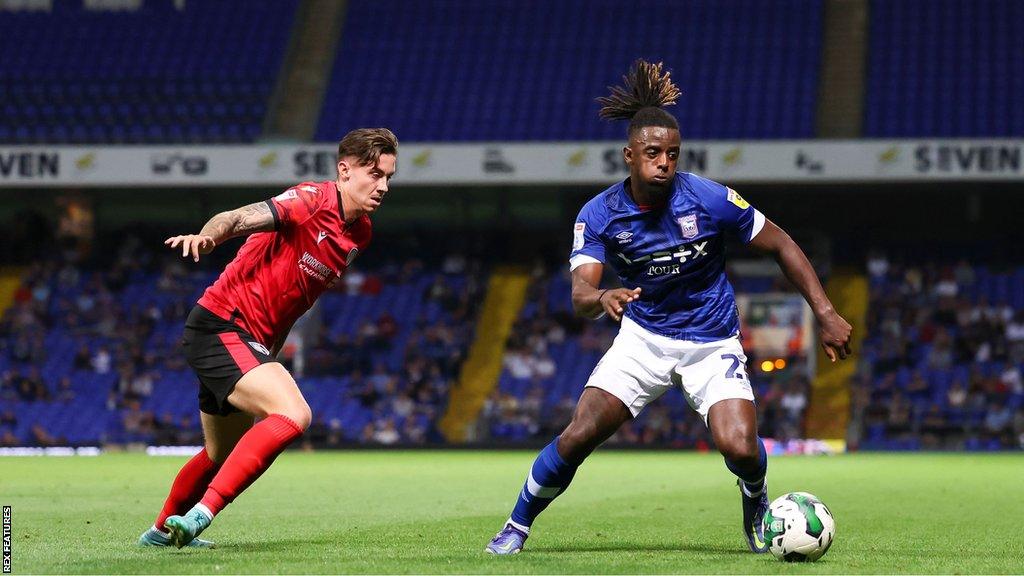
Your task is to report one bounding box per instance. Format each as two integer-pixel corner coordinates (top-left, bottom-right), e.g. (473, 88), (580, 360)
(721, 354), (746, 380)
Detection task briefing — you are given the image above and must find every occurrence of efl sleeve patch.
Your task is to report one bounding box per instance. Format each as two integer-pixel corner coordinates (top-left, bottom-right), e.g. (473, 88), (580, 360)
(727, 187), (750, 210)
(274, 188), (298, 202)
(573, 222), (586, 251)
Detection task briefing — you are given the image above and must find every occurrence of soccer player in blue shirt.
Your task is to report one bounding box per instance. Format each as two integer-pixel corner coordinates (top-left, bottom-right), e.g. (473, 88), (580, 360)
(486, 61), (853, 555)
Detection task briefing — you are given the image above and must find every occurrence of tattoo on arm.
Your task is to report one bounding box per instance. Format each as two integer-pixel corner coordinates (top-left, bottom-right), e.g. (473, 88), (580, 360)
(233, 202), (275, 234)
(198, 201), (275, 244)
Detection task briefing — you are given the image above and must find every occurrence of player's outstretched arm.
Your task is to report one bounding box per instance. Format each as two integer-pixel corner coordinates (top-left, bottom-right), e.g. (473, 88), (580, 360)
(748, 219), (852, 362)
(571, 263), (641, 322)
(164, 201), (276, 262)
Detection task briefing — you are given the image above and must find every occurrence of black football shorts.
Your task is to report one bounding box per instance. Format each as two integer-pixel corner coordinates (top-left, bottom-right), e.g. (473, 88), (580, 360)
(182, 305), (277, 416)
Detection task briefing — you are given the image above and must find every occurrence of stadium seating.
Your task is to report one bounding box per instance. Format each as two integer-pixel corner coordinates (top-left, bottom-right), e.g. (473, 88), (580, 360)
(0, 255), (475, 446)
(865, 0), (1024, 137)
(317, 0), (823, 141)
(0, 1), (298, 144)
(857, 262), (1024, 449)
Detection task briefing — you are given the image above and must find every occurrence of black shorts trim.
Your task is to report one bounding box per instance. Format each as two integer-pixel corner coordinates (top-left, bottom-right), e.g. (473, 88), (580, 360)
(183, 305), (276, 416)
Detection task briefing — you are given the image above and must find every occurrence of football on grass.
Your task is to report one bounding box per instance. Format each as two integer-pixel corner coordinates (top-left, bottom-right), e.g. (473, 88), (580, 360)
(762, 491), (835, 562)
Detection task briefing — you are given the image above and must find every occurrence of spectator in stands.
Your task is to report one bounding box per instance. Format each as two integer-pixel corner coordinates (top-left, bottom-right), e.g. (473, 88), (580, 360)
(578, 323), (614, 353)
(0, 409), (16, 430)
(132, 370), (155, 399)
(367, 362), (394, 393)
(121, 400), (155, 443)
(1013, 409), (1024, 449)
(867, 251), (888, 281)
(926, 329), (955, 370)
(31, 423), (62, 447)
(16, 368), (49, 401)
(304, 417), (331, 449)
(153, 413), (178, 445)
(402, 416), (428, 444)
(391, 392), (415, 419)
(0, 371), (14, 401)
(56, 376), (75, 403)
(779, 379), (808, 427)
(886, 391), (913, 437)
(1007, 310), (1024, 360)
(73, 344), (92, 370)
(503, 347), (533, 380)
(905, 371), (931, 402)
(174, 414), (201, 445)
(0, 430), (19, 447)
(341, 266), (366, 294)
(11, 333), (37, 364)
(371, 417), (400, 445)
(377, 312), (398, 342)
(532, 353), (556, 380)
(344, 373), (373, 410)
(953, 260), (975, 287)
(56, 260), (80, 289)
(325, 418), (344, 447)
(156, 260), (189, 293)
(425, 274), (456, 309)
(983, 402), (1012, 441)
(521, 386), (545, 428)
(92, 346), (112, 374)
(442, 253), (467, 275)
(947, 380), (968, 411)
(918, 403), (949, 448)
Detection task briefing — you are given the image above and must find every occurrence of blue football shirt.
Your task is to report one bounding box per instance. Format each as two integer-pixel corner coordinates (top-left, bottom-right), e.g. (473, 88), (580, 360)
(569, 172), (765, 342)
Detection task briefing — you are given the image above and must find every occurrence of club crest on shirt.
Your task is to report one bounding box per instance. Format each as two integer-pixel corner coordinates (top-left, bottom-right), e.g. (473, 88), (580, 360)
(677, 214), (699, 239)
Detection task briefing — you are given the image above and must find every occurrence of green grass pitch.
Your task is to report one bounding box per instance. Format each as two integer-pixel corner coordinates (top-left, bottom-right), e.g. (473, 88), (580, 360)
(3, 451), (1023, 574)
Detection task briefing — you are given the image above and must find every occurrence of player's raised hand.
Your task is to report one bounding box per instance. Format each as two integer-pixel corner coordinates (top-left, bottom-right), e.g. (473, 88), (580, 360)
(164, 234), (216, 262)
(599, 287), (642, 323)
(818, 310), (852, 362)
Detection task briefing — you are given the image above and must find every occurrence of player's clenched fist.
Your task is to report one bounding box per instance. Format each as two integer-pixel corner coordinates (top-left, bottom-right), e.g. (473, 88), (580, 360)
(599, 287), (642, 322)
(818, 310), (853, 362)
(165, 234), (216, 262)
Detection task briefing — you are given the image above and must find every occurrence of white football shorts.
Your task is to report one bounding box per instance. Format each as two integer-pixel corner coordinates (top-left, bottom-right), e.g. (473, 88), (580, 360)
(585, 316), (755, 423)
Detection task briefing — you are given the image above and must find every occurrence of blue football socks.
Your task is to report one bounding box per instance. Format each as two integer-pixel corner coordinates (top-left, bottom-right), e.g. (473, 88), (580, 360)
(509, 437), (579, 530)
(726, 436), (767, 497)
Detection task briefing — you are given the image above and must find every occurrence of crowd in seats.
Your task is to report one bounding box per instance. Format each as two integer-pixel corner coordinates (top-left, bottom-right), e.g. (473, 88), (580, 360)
(851, 255), (1024, 450)
(318, 0), (822, 141)
(481, 264), (812, 447)
(0, 236), (481, 447)
(0, 1), (297, 144)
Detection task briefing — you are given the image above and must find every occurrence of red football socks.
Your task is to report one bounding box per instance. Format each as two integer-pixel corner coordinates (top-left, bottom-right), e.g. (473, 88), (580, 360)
(154, 448), (220, 531)
(199, 414), (304, 516)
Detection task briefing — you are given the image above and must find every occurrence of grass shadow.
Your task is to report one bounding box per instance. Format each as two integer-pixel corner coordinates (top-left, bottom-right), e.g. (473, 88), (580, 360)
(534, 542), (750, 555)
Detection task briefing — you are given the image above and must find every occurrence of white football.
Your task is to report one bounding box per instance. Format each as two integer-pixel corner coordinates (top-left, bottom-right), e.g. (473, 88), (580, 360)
(762, 491), (835, 562)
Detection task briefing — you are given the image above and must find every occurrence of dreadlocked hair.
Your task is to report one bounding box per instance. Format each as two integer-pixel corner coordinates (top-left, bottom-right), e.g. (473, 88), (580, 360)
(597, 59), (680, 135)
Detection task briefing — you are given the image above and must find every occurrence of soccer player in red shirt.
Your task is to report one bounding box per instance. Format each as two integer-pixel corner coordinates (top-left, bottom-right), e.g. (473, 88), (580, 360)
(137, 128), (397, 548)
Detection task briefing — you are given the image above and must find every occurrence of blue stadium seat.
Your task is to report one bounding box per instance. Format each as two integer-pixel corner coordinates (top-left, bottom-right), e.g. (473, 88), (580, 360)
(865, 0), (1024, 137)
(0, 1), (298, 144)
(317, 0), (823, 141)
